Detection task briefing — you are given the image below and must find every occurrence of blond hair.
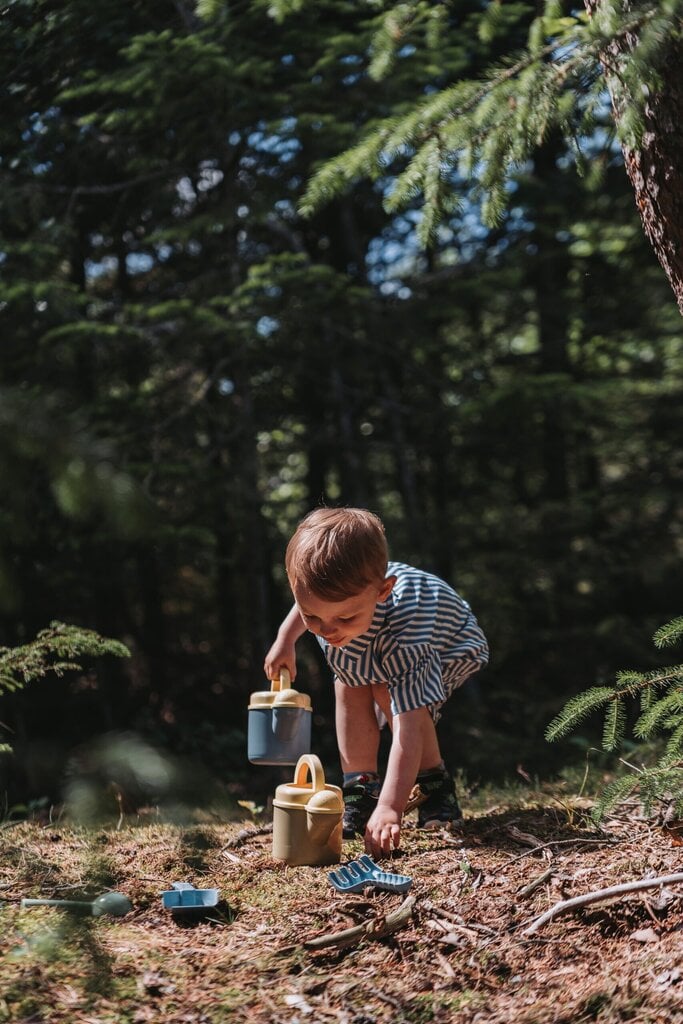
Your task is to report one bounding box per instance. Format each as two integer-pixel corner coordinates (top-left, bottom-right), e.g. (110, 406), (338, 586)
(285, 507), (388, 600)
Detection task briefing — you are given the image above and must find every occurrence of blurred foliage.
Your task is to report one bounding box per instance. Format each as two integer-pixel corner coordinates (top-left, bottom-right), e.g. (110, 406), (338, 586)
(0, 622), (129, 695)
(0, 623), (129, 756)
(0, 0), (681, 807)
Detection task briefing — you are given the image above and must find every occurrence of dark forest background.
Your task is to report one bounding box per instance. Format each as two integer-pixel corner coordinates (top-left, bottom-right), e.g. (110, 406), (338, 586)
(1, 0), (681, 811)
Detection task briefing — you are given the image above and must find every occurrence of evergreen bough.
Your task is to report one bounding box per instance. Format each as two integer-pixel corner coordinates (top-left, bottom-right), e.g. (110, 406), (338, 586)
(0, 623), (130, 752)
(291, 0), (683, 245)
(546, 616), (683, 820)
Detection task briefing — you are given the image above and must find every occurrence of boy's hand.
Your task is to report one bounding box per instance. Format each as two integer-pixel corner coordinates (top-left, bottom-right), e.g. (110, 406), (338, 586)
(263, 637), (297, 683)
(364, 805), (401, 858)
(264, 604), (307, 682)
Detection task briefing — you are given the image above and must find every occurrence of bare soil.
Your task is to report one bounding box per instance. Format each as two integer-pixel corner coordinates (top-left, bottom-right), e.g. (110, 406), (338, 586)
(1, 796), (682, 1023)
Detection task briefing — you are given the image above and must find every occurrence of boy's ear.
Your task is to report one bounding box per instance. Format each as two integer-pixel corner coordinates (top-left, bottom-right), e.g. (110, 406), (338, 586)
(378, 575), (396, 601)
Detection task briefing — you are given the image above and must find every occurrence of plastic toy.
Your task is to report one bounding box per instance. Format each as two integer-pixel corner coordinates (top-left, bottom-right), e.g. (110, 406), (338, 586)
(272, 754), (343, 866)
(21, 891), (133, 917)
(248, 668), (312, 765)
(161, 882), (219, 917)
(328, 855), (413, 894)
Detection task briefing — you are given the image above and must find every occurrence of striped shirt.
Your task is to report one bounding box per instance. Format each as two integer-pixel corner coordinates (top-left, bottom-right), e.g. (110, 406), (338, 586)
(316, 561), (489, 717)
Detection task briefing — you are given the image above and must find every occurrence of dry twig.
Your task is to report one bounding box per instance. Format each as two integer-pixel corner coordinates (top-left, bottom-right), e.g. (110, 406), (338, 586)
(523, 872), (683, 935)
(517, 866), (554, 899)
(223, 824), (273, 849)
(303, 895), (415, 950)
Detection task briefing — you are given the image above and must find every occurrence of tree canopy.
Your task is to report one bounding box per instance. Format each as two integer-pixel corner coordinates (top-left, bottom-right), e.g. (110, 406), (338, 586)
(0, 0), (681, 802)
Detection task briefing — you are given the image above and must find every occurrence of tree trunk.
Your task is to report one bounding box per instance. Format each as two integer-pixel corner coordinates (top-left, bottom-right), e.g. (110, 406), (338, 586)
(587, 2), (683, 314)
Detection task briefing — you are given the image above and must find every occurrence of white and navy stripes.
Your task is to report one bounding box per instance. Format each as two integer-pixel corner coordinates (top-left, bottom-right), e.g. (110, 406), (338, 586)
(316, 561), (489, 719)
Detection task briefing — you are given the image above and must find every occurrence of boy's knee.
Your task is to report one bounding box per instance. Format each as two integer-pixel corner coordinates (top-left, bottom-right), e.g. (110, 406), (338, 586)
(369, 683), (391, 718)
(335, 680), (373, 707)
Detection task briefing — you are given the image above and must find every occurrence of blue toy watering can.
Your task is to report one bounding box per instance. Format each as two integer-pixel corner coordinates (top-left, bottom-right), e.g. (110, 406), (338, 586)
(247, 668), (312, 765)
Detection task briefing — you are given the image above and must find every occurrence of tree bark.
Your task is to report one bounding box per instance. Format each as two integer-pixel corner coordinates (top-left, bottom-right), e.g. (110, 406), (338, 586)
(587, 2), (683, 315)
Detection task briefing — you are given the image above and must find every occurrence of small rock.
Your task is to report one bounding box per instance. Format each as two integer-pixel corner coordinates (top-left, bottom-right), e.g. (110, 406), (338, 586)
(655, 968), (681, 989)
(630, 927), (659, 943)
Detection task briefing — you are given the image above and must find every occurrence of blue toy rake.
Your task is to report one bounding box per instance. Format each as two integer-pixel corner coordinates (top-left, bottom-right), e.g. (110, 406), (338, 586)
(328, 855), (412, 894)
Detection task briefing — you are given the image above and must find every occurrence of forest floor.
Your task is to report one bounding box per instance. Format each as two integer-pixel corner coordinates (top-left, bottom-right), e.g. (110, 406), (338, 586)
(1, 781), (682, 1024)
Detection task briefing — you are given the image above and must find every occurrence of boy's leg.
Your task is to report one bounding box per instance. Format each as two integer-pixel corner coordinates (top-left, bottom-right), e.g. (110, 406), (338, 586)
(335, 680), (387, 838)
(336, 683), (457, 837)
(414, 764), (462, 827)
(411, 709), (462, 828)
(335, 679), (384, 773)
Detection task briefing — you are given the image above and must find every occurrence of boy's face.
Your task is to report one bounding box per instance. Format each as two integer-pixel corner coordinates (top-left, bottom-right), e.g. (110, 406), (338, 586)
(292, 577), (395, 647)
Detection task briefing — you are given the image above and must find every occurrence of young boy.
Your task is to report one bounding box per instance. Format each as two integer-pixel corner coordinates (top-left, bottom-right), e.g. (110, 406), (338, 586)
(264, 507), (488, 858)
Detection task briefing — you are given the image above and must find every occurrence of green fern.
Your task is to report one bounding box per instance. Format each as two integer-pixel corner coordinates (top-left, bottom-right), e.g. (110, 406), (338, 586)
(548, 616), (683, 820)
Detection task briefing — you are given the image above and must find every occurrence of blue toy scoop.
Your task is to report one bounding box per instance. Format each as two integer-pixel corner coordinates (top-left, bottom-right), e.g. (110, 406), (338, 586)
(161, 882), (219, 915)
(328, 855), (412, 894)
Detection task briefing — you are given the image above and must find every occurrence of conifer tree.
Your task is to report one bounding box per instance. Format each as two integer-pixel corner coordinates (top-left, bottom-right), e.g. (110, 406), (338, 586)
(295, 0), (683, 313)
(546, 617), (683, 818)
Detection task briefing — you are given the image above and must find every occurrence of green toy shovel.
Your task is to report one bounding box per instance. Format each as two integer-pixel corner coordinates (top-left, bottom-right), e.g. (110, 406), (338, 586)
(21, 891), (132, 917)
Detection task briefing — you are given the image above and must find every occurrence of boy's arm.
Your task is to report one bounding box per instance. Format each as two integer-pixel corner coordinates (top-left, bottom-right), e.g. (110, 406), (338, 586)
(364, 708), (425, 857)
(263, 604), (307, 682)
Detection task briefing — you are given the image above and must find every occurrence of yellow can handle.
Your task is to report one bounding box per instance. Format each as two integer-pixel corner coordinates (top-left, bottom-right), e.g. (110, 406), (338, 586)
(293, 754), (325, 793)
(270, 667), (291, 692)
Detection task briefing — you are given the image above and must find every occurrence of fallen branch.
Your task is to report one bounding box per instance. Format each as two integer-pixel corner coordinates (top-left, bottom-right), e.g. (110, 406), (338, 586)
(501, 836), (614, 868)
(421, 899), (497, 936)
(517, 866), (554, 899)
(523, 872), (683, 935)
(304, 895), (415, 950)
(223, 824), (273, 849)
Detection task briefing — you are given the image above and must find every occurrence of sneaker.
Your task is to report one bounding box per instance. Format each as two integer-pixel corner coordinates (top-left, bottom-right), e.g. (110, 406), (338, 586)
(342, 774), (379, 839)
(415, 767), (462, 829)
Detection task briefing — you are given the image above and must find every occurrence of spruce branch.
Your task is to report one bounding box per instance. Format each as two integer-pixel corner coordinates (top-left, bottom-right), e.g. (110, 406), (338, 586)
(592, 772), (640, 820)
(548, 615), (683, 820)
(634, 691), (683, 739)
(654, 617), (683, 649)
(298, 0), (673, 233)
(602, 697), (626, 752)
(545, 686), (614, 742)
(0, 622), (130, 697)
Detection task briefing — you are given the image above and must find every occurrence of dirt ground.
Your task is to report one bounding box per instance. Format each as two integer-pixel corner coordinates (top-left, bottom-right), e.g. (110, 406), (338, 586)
(1, 796), (682, 1024)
